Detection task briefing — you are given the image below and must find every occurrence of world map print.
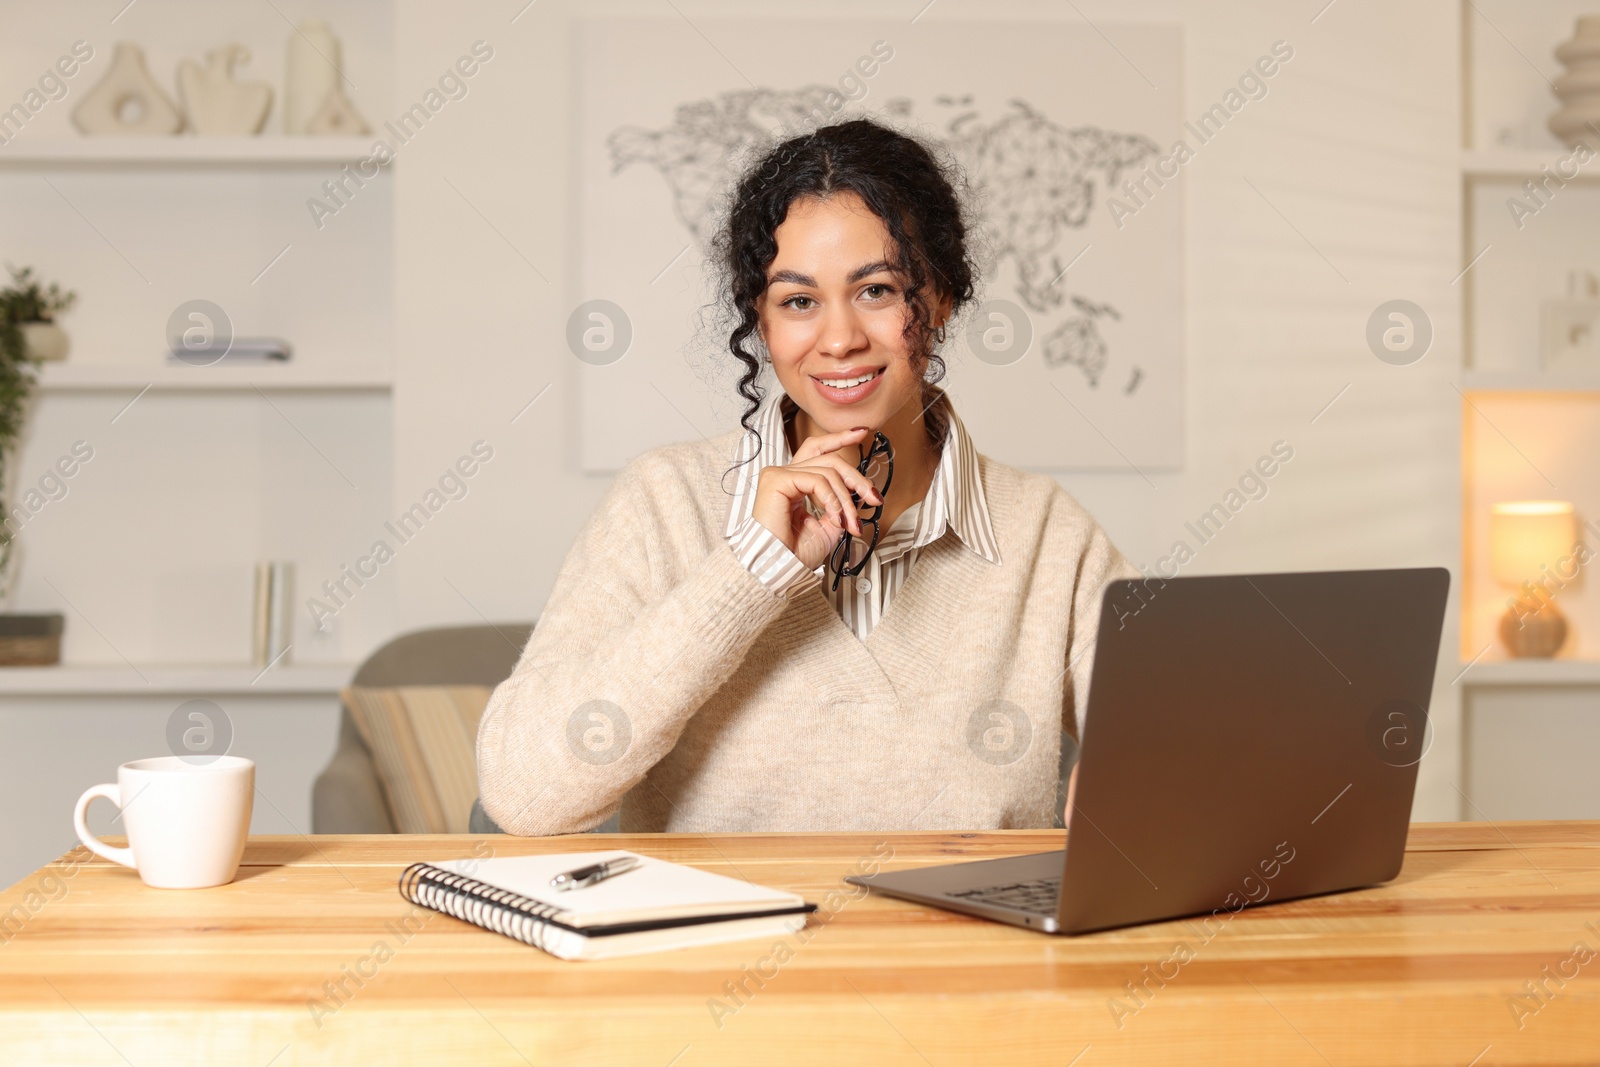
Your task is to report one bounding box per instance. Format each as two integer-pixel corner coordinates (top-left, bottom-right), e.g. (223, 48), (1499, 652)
(608, 89), (1161, 389)
(575, 17), (1182, 472)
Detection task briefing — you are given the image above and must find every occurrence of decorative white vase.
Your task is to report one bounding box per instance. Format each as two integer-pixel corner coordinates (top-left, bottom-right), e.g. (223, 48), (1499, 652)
(305, 86), (370, 136)
(283, 21), (369, 136)
(20, 322), (69, 362)
(284, 20), (340, 134)
(71, 42), (184, 136)
(177, 45), (273, 135)
(1549, 16), (1600, 147)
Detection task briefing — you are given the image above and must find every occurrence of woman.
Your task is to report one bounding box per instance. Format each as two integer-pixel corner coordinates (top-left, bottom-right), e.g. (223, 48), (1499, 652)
(476, 118), (1139, 836)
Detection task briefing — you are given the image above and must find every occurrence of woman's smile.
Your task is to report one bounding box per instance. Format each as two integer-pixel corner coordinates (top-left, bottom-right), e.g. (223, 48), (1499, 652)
(810, 365), (886, 405)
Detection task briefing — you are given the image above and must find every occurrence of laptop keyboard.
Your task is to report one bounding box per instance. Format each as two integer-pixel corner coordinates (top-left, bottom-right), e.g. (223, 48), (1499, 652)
(947, 876), (1061, 915)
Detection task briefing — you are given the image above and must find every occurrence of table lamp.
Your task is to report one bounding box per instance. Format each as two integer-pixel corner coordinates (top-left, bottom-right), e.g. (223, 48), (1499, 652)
(1491, 500), (1576, 657)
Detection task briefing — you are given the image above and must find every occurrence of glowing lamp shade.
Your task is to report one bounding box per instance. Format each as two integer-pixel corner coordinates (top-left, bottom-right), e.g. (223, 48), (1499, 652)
(1490, 501), (1576, 586)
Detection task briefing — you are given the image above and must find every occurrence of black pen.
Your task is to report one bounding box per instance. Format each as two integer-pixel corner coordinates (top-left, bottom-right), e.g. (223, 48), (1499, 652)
(550, 855), (641, 892)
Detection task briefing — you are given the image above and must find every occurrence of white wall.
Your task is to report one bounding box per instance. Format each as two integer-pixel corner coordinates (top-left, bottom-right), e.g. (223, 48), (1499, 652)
(387, 0), (1465, 819)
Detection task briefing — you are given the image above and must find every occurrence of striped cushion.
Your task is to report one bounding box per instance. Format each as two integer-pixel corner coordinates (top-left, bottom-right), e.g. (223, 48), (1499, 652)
(341, 686), (491, 834)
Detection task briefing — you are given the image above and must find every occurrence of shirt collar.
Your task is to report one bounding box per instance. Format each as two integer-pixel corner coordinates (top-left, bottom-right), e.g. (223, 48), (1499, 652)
(724, 382), (1002, 566)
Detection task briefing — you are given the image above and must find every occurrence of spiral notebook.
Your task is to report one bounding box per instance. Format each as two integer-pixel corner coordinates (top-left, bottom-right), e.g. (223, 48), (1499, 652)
(399, 850), (817, 961)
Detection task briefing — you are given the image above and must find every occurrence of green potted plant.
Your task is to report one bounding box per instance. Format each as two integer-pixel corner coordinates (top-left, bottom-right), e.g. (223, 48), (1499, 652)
(4, 266), (75, 362)
(0, 265), (75, 665)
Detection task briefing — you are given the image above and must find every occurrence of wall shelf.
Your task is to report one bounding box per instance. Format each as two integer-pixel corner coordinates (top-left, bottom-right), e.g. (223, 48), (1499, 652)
(0, 137), (380, 167)
(1457, 659), (1600, 686)
(0, 663), (354, 697)
(1462, 369), (1600, 391)
(35, 363), (393, 393)
(1461, 149), (1600, 182)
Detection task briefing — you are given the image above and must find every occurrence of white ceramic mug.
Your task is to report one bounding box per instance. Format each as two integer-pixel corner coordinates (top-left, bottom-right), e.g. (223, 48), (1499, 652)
(73, 756), (255, 889)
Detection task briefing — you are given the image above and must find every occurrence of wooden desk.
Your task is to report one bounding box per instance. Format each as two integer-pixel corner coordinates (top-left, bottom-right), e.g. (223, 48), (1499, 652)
(2, 824), (1598, 1065)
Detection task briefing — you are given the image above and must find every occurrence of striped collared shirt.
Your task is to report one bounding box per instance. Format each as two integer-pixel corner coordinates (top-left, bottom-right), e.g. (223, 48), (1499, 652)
(723, 384), (1002, 640)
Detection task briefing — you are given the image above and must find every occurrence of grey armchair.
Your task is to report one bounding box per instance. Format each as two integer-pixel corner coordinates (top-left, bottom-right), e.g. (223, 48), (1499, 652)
(312, 622), (535, 833)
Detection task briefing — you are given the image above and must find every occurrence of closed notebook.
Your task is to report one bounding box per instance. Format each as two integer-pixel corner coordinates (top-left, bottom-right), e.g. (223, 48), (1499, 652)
(399, 850), (817, 961)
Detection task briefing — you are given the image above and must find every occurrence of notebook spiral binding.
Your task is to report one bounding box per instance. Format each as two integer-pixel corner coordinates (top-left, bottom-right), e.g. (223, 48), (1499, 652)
(399, 861), (570, 953)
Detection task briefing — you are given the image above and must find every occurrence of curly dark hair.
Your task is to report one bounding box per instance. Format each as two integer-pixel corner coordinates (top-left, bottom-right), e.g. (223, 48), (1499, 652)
(707, 117), (980, 480)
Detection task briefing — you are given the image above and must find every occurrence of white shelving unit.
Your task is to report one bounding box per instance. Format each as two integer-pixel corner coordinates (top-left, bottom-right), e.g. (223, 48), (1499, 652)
(0, 4), (400, 674)
(1454, 0), (1600, 824)
(1459, 1), (1600, 678)
(0, 0), (400, 675)
(0, 0), (397, 893)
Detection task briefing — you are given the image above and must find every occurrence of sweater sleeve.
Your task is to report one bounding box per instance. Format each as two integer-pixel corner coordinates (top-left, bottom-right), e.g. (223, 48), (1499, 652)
(475, 452), (795, 836)
(1062, 505), (1143, 747)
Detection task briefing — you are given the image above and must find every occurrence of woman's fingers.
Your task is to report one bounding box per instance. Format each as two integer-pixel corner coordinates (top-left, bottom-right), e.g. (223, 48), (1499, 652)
(792, 467), (861, 536)
(791, 429), (883, 508)
(795, 512), (839, 565)
(749, 431), (885, 569)
(810, 452), (883, 507)
(791, 426), (872, 464)
(763, 467), (850, 538)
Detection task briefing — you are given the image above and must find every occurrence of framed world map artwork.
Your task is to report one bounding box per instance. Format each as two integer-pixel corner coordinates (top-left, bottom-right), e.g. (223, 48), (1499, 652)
(573, 15), (1184, 473)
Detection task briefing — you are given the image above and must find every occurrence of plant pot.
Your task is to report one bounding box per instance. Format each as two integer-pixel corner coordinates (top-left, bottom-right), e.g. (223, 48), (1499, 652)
(20, 321), (69, 362)
(0, 612), (64, 666)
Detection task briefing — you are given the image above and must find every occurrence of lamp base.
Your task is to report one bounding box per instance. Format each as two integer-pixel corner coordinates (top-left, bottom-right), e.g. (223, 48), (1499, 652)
(1499, 599), (1569, 658)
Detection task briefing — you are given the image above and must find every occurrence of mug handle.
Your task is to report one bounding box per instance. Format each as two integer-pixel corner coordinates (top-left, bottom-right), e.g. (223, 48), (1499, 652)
(74, 783), (136, 869)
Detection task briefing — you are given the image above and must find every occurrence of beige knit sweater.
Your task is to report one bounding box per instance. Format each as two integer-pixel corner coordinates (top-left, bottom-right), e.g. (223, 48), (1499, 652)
(476, 427), (1140, 836)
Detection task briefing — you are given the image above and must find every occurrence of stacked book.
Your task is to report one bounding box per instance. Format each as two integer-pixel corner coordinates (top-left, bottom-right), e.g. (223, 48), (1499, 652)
(166, 337), (293, 364)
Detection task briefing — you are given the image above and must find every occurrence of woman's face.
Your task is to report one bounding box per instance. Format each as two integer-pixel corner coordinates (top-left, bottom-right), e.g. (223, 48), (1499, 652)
(757, 191), (944, 435)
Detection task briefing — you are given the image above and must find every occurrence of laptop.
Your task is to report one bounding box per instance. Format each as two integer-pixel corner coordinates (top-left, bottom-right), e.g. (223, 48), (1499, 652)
(845, 567), (1451, 935)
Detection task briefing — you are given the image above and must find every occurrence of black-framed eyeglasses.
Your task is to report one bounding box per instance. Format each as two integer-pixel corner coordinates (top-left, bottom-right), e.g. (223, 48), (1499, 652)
(828, 431), (893, 593)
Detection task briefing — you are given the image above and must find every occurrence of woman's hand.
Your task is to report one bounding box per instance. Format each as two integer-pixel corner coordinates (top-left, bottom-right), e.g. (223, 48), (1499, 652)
(751, 426), (884, 570)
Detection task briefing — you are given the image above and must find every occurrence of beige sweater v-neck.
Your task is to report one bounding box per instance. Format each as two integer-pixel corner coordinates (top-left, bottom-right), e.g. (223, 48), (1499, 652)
(476, 428), (1141, 836)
